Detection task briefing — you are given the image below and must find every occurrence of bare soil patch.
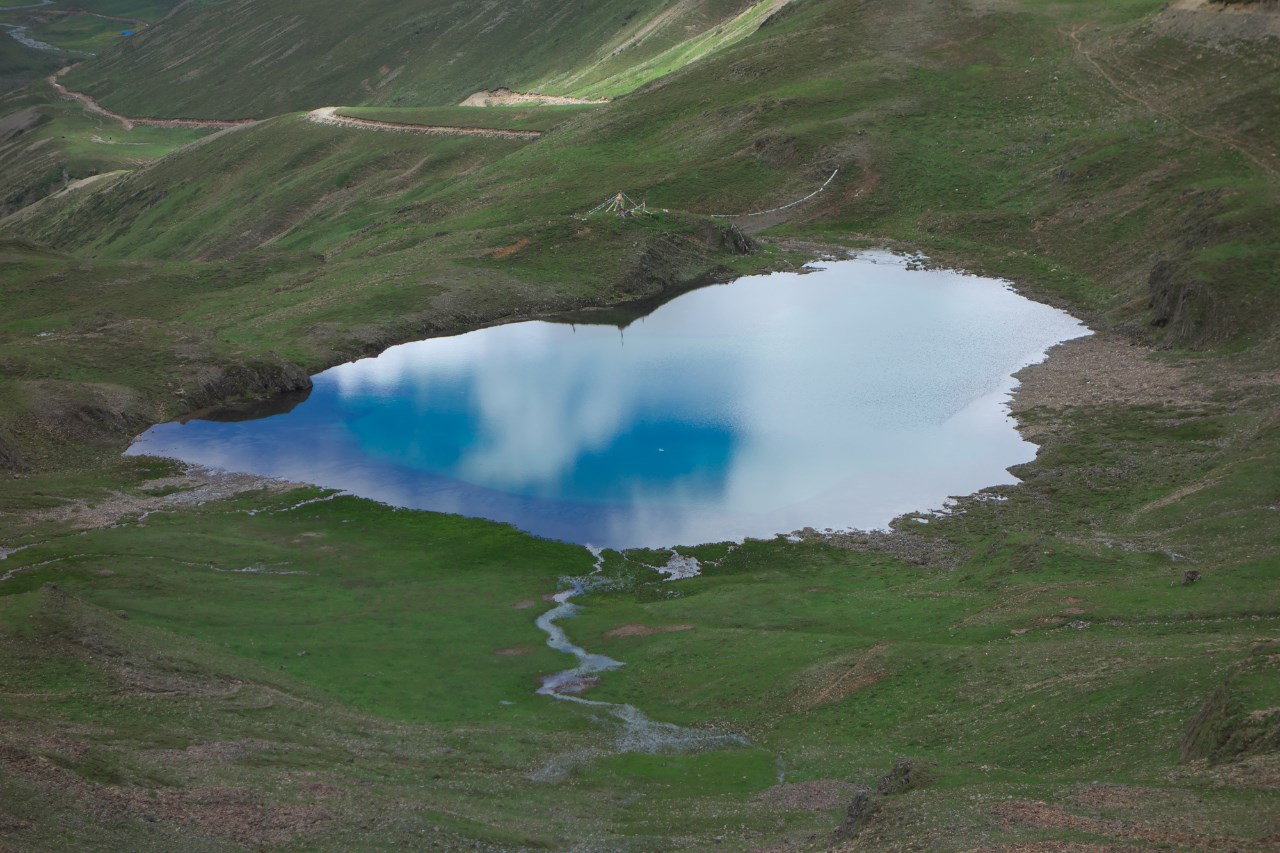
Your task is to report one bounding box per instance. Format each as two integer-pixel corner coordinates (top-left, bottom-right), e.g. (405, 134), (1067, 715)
(797, 527), (966, 570)
(0, 739), (330, 846)
(0, 106), (40, 137)
(458, 87), (608, 107)
(21, 464), (307, 531)
(602, 623), (695, 639)
(791, 643), (888, 710)
(1155, 0), (1280, 44)
(991, 798), (1272, 850)
(1178, 754), (1280, 789)
(491, 237), (530, 258)
(1010, 334), (1209, 418)
(974, 844), (1146, 852)
(754, 778), (857, 811)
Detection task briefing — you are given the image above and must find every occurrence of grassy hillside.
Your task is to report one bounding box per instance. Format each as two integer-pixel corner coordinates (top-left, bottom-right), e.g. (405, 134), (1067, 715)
(0, 0), (1278, 848)
(0, 30), (62, 92)
(0, 346), (1276, 849)
(14, 0), (1279, 346)
(0, 0), (182, 91)
(0, 85), (211, 217)
(61, 0), (786, 119)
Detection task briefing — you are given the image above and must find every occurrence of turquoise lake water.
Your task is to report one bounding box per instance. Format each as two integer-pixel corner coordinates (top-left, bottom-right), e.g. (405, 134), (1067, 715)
(128, 253), (1090, 548)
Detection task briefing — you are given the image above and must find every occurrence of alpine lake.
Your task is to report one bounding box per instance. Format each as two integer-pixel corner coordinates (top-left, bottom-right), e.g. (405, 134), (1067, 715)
(129, 252), (1090, 549)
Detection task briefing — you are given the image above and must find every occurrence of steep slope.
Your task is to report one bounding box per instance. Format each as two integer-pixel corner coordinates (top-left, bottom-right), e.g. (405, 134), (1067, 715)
(0, 0), (185, 91)
(61, 0), (786, 119)
(14, 0), (1279, 347)
(0, 84), (210, 217)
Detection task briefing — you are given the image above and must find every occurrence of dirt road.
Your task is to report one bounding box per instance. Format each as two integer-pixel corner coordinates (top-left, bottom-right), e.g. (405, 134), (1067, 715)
(306, 106), (542, 140)
(49, 66), (255, 130)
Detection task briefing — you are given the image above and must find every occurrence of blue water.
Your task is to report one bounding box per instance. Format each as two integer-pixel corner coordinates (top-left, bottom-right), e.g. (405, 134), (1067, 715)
(128, 253), (1089, 548)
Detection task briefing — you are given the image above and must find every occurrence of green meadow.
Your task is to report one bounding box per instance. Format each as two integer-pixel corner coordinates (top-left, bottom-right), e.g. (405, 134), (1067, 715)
(0, 0), (1277, 847)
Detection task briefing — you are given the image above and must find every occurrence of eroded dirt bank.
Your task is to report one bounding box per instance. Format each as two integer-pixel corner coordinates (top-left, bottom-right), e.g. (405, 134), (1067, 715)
(459, 87), (608, 107)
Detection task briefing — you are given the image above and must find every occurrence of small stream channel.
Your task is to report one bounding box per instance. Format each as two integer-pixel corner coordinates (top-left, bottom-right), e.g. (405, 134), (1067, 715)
(1, 21), (58, 52)
(534, 547), (746, 756)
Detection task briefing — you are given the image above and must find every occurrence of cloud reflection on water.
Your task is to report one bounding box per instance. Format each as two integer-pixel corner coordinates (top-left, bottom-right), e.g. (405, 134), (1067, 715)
(129, 253), (1089, 548)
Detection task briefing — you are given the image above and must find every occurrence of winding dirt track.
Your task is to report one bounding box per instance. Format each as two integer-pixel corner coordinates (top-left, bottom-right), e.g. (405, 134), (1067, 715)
(306, 107), (542, 140)
(49, 67), (255, 130)
(48, 69), (544, 140)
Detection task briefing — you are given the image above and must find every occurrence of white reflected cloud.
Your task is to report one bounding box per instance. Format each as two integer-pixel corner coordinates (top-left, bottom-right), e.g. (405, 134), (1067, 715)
(134, 256), (1089, 548)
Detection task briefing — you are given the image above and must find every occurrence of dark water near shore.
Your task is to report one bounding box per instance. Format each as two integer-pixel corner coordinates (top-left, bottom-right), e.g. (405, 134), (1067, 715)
(128, 253), (1089, 548)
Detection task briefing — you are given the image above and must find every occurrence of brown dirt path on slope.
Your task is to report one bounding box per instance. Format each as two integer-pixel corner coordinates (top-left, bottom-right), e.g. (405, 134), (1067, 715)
(49, 66), (256, 131)
(308, 107), (542, 140)
(47, 68), (542, 140)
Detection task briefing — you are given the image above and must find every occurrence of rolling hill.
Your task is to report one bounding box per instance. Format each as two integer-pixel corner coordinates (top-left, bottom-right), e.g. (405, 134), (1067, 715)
(60, 0), (792, 118)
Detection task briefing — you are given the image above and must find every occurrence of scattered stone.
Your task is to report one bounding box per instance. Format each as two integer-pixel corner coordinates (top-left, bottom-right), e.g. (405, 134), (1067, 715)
(876, 757), (934, 795)
(115, 610), (129, 620)
(655, 552), (701, 580)
(540, 674), (598, 695)
(1182, 569), (1202, 586)
(833, 786), (880, 840)
(1067, 620), (1090, 630)
(794, 527), (966, 571)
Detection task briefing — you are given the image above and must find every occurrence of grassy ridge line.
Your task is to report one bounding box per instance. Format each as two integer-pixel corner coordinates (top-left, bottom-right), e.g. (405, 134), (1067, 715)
(12, 0), (1278, 346)
(536, 0), (794, 99)
(61, 0), (781, 119)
